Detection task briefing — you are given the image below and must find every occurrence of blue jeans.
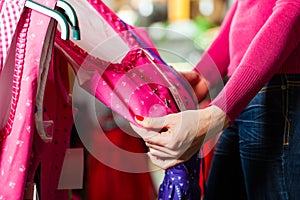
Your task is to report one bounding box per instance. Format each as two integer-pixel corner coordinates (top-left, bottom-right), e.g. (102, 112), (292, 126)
(204, 74), (300, 200)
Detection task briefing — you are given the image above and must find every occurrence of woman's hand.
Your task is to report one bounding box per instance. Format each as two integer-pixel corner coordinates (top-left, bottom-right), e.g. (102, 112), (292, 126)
(131, 106), (229, 169)
(179, 70), (209, 102)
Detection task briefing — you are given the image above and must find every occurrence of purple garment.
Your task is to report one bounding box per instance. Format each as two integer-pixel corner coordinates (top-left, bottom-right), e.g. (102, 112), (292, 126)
(158, 154), (200, 200)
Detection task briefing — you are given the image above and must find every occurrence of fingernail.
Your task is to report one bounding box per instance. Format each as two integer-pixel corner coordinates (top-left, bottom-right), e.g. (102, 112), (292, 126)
(135, 115), (144, 121)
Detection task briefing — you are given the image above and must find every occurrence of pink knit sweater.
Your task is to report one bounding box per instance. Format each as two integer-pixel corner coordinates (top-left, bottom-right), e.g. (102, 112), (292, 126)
(195, 0), (300, 122)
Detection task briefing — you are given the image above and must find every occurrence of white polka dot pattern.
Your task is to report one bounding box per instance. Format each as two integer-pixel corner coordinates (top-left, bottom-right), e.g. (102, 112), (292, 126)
(0, 0), (58, 199)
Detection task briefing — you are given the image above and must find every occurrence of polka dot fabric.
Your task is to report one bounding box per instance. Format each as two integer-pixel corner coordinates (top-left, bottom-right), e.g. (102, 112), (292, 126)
(0, 0), (58, 199)
(158, 154), (201, 200)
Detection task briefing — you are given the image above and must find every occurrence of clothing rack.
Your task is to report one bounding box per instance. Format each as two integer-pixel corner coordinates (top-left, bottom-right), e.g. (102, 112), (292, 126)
(0, 1), (201, 199)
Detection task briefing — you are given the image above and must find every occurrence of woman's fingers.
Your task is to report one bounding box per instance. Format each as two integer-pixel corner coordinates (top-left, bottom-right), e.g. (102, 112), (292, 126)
(135, 115), (167, 130)
(146, 142), (184, 158)
(147, 153), (181, 169)
(129, 123), (158, 140)
(179, 71), (200, 86)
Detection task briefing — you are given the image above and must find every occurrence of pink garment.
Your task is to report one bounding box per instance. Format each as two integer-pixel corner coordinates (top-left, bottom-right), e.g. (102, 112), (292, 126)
(196, 0), (300, 122)
(0, 0), (58, 199)
(55, 2), (201, 199)
(56, 37), (197, 124)
(0, 0), (27, 71)
(55, 0), (198, 125)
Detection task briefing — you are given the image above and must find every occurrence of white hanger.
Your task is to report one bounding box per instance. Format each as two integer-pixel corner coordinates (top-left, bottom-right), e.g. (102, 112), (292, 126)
(56, 0), (80, 40)
(25, 0), (70, 40)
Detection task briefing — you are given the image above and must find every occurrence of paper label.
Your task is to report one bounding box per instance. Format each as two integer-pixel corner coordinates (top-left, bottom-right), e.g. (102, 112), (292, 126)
(58, 148), (84, 190)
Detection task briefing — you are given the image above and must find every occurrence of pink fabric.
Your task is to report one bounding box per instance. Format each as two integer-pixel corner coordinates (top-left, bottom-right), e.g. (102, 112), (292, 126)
(0, 9), (34, 199)
(0, 0), (58, 199)
(55, 0), (198, 124)
(196, 0), (300, 122)
(56, 35), (197, 125)
(0, 0), (27, 72)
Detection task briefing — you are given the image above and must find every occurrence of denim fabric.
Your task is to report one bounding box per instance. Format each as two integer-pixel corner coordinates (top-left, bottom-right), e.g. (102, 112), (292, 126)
(204, 74), (300, 200)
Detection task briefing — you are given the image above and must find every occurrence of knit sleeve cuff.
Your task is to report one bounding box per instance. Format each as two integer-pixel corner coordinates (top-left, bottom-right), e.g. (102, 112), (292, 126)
(209, 64), (266, 123)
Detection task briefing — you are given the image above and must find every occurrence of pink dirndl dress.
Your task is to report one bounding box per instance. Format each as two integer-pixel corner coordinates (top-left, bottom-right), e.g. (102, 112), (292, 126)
(0, 0), (66, 199)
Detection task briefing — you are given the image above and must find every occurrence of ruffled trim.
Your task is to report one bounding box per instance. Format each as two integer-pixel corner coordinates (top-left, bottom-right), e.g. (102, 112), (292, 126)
(0, 9), (31, 142)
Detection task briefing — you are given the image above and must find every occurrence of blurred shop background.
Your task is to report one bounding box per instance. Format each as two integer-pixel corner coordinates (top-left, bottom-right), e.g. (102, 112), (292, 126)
(108, 0), (234, 69)
(73, 1), (233, 199)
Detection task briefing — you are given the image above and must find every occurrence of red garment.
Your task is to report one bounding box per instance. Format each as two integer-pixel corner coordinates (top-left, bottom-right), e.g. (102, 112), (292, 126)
(85, 128), (157, 200)
(27, 43), (74, 200)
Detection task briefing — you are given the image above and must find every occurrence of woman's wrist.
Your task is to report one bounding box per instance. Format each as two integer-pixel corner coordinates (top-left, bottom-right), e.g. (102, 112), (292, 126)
(196, 105), (229, 141)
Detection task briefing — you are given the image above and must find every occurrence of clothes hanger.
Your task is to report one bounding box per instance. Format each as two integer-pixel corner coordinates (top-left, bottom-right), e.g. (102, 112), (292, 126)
(25, 0), (70, 40)
(56, 0), (81, 40)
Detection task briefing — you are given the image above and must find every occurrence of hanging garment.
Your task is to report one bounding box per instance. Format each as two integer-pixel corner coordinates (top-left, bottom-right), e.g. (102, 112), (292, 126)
(1, 1), (158, 199)
(55, 0), (201, 199)
(0, 0), (27, 71)
(79, 102), (157, 200)
(55, 0), (198, 135)
(26, 46), (74, 200)
(0, 0), (59, 199)
(1, 0), (202, 199)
